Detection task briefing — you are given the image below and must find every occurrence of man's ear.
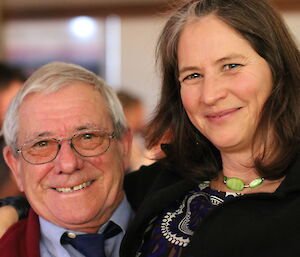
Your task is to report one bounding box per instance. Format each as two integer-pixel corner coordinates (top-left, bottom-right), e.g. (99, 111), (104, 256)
(3, 146), (24, 192)
(119, 129), (133, 171)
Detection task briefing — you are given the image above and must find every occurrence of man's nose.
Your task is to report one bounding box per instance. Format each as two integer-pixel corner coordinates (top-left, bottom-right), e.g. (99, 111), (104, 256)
(54, 141), (83, 174)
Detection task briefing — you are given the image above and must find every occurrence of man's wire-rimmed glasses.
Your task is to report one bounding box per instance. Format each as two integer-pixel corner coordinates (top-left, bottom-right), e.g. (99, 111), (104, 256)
(16, 130), (116, 165)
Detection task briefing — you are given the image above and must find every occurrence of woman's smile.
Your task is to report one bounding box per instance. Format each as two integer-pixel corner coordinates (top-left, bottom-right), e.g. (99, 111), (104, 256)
(205, 107), (242, 123)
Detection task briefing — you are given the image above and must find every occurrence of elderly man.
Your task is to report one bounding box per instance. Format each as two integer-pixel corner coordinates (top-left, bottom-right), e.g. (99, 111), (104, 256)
(0, 62), (133, 257)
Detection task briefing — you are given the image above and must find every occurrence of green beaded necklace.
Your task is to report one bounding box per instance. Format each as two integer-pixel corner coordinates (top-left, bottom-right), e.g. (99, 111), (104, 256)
(223, 176), (264, 191)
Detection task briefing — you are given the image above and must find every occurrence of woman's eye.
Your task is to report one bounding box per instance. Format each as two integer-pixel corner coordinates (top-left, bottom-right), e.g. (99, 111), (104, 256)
(182, 73), (202, 82)
(223, 63), (242, 70)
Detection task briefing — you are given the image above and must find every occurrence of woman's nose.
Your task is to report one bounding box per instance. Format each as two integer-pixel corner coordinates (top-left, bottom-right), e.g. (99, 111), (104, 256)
(200, 75), (227, 105)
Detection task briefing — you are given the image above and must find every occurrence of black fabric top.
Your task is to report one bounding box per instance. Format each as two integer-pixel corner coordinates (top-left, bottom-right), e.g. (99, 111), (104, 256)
(121, 154), (300, 257)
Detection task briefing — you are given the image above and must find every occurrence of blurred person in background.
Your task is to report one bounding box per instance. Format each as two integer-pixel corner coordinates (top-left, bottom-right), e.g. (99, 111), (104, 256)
(0, 137), (22, 198)
(0, 62), (26, 127)
(117, 91), (153, 171)
(0, 63), (26, 198)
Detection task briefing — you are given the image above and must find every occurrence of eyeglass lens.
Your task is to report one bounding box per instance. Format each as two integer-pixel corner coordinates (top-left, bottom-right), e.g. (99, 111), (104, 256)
(20, 131), (111, 164)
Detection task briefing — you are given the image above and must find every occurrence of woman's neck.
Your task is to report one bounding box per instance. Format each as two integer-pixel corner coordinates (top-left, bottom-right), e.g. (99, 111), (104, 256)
(220, 151), (258, 180)
(210, 151), (284, 194)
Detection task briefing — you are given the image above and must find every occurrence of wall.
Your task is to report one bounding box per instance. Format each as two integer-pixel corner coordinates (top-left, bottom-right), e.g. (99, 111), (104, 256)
(121, 15), (166, 119)
(283, 12), (300, 47)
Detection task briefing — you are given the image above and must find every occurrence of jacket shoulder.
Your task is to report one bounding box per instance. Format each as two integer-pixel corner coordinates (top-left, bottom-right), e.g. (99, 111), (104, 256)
(0, 209), (40, 257)
(124, 161), (182, 210)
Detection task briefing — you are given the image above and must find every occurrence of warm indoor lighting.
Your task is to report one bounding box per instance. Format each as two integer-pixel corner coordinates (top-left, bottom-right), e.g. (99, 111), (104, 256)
(69, 16), (97, 39)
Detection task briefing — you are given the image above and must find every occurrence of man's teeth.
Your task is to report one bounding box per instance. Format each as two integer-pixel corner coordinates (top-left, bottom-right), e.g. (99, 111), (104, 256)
(55, 181), (92, 193)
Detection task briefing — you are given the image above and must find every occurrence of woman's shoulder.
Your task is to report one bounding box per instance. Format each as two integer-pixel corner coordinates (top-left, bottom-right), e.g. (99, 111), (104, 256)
(124, 161), (185, 210)
(125, 161), (183, 186)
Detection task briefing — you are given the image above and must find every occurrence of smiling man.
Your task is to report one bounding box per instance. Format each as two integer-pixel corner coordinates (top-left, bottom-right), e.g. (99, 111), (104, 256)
(0, 62), (133, 257)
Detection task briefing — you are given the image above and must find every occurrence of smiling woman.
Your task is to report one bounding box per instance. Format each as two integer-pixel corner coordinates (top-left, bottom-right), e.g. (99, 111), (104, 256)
(120, 0), (300, 256)
(147, 0), (300, 182)
(178, 15), (273, 155)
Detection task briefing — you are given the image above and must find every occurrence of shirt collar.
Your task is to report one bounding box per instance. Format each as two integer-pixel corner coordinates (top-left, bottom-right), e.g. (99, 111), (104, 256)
(39, 195), (134, 254)
(108, 195), (134, 233)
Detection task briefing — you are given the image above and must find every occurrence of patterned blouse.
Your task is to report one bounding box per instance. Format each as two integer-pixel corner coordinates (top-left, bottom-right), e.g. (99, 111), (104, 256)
(138, 182), (241, 257)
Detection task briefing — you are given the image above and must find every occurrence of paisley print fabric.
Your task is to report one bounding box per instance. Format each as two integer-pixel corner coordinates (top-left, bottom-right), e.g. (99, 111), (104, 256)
(139, 182), (240, 257)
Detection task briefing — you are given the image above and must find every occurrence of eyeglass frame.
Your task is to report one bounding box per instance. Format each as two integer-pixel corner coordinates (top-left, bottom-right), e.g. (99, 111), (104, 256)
(16, 129), (116, 165)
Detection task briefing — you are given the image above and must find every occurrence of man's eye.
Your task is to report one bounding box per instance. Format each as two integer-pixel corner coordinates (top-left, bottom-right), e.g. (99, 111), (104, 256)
(182, 73), (202, 82)
(32, 140), (49, 148)
(82, 133), (95, 140)
(80, 132), (103, 140)
(223, 63), (242, 70)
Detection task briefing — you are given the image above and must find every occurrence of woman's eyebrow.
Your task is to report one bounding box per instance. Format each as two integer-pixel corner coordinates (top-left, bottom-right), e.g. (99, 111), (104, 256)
(179, 54), (246, 74)
(178, 66), (200, 75)
(215, 54), (246, 64)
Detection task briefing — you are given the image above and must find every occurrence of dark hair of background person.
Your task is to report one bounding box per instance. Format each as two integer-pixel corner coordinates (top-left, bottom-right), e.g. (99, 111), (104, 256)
(0, 63), (26, 91)
(117, 90), (144, 133)
(117, 90), (153, 171)
(0, 135), (8, 184)
(117, 91), (142, 110)
(0, 62), (26, 127)
(0, 63), (26, 197)
(0, 135), (19, 196)
(146, 0), (300, 181)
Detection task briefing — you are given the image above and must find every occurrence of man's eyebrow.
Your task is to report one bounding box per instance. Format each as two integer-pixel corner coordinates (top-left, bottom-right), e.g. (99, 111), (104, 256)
(35, 132), (52, 138)
(29, 124), (99, 139)
(22, 132), (52, 144)
(26, 123), (105, 141)
(76, 123), (101, 131)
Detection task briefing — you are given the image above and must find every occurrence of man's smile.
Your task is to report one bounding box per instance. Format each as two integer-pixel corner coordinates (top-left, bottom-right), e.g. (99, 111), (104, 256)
(52, 180), (94, 193)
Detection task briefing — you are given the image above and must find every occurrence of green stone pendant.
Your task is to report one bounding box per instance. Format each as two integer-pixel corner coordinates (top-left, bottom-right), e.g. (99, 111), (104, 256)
(224, 176), (264, 191)
(249, 178), (264, 188)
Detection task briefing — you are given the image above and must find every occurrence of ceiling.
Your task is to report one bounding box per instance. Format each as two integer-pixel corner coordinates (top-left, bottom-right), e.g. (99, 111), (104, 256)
(2, 0), (168, 8)
(1, 0), (171, 19)
(1, 0), (300, 19)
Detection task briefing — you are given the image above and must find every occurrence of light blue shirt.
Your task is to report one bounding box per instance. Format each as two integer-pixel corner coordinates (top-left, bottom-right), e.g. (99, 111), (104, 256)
(39, 196), (134, 257)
